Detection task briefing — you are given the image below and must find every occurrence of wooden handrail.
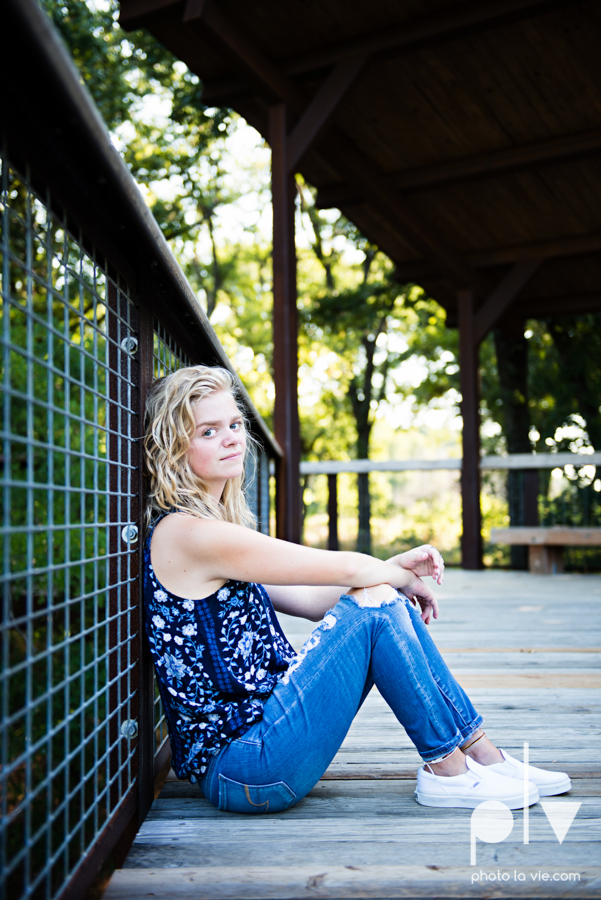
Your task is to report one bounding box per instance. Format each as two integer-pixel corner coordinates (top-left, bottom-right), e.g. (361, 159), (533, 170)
(300, 452), (601, 475)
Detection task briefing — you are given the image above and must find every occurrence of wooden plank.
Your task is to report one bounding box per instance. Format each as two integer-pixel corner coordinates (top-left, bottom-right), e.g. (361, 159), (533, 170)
(147, 781), (601, 818)
(282, 0), (579, 74)
(394, 232), (601, 282)
(529, 545), (564, 575)
(491, 527), (601, 545)
(124, 820), (601, 859)
(300, 452), (601, 474)
(455, 673), (601, 689)
(107, 569), (601, 899)
(104, 863), (601, 899)
(439, 647), (601, 654)
(121, 842), (601, 871)
(316, 129), (601, 206)
(201, 0), (580, 87)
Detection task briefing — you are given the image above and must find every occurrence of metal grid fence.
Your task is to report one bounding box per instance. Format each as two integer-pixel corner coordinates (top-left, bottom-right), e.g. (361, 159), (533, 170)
(150, 322), (191, 763)
(148, 324), (273, 757)
(0, 156), (141, 899)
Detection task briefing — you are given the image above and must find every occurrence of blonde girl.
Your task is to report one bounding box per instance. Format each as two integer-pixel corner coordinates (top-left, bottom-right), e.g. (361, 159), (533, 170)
(142, 365), (570, 813)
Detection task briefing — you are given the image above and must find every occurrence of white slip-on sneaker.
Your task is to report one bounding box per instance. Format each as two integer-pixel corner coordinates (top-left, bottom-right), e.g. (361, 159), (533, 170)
(415, 755), (540, 809)
(485, 749), (571, 797)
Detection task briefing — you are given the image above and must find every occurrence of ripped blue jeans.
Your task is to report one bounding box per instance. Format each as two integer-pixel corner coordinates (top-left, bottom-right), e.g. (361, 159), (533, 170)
(201, 592), (482, 814)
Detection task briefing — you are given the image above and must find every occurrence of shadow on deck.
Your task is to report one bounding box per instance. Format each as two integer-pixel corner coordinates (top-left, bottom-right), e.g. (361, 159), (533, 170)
(104, 570), (601, 899)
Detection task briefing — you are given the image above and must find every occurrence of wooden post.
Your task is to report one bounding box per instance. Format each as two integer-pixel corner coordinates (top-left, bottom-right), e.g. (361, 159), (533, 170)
(457, 289), (483, 569)
(270, 103), (301, 543)
(327, 473), (339, 551)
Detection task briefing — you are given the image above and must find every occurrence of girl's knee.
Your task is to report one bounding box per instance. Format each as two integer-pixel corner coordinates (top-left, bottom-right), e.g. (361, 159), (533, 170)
(347, 584), (399, 608)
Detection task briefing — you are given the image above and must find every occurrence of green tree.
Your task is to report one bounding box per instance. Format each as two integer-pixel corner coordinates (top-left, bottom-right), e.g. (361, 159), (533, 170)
(298, 187), (417, 553)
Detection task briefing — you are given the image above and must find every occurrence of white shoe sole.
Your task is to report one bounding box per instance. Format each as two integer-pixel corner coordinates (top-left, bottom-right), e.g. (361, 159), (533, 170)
(536, 775), (572, 797)
(415, 785), (539, 810)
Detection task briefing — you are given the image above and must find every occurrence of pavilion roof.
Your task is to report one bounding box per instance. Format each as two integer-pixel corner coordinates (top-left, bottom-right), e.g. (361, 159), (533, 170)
(120, 0), (601, 325)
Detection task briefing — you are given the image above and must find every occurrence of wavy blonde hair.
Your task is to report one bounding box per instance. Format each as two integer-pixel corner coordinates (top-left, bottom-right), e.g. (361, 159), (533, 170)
(143, 365), (256, 530)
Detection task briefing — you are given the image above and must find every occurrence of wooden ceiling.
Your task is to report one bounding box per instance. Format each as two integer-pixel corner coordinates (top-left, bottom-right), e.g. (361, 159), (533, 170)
(119, 0), (601, 325)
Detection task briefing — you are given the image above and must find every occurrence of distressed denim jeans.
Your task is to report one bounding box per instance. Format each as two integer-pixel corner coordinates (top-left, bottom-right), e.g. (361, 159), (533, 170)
(202, 592), (482, 814)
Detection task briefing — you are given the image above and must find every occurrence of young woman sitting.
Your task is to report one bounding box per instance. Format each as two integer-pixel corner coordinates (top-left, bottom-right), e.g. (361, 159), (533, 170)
(142, 365), (571, 814)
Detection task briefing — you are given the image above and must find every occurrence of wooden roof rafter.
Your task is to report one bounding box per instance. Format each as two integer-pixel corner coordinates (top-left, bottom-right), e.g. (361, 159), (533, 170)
(316, 128), (601, 207)
(126, 0), (476, 288)
(197, 0), (578, 103)
(120, 0), (601, 326)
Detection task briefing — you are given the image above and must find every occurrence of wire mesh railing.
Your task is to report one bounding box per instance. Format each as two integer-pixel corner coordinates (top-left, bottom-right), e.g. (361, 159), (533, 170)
(0, 151), (279, 900)
(149, 323), (190, 766)
(0, 5), (281, 895)
(0, 156), (141, 900)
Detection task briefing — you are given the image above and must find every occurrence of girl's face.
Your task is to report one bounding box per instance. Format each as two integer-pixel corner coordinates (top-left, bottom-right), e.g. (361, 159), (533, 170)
(187, 389), (246, 500)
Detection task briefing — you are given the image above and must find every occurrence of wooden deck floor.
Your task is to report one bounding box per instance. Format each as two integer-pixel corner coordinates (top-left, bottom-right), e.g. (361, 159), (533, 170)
(104, 570), (601, 899)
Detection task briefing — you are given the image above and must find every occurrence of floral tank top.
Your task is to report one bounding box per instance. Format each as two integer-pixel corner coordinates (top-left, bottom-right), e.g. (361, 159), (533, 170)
(143, 515), (297, 782)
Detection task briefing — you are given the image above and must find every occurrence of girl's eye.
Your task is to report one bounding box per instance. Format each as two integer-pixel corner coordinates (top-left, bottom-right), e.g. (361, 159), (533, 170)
(203, 427), (217, 437)
(231, 421), (243, 431)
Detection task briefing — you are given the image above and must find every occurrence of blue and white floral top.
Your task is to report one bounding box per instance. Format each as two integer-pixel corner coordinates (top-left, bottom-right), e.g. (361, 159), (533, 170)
(143, 514), (297, 783)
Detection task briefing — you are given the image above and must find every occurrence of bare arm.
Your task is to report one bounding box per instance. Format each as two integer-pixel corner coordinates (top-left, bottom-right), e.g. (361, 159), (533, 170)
(262, 584), (349, 621)
(154, 515), (436, 617)
(264, 544), (445, 622)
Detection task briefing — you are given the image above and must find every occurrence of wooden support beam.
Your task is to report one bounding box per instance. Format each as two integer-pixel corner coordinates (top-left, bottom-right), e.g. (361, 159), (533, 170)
(395, 231), (601, 283)
(469, 231), (601, 268)
(316, 128), (601, 208)
(270, 104), (301, 543)
(327, 474), (339, 551)
(182, 0), (473, 286)
(287, 56), (366, 172)
(182, 0), (303, 107)
(120, 0), (178, 28)
(457, 289), (483, 569)
(474, 258), (542, 343)
(520, 291), (601, 319)
(197, 0), (577, 99)
(284, 0), (577, 75)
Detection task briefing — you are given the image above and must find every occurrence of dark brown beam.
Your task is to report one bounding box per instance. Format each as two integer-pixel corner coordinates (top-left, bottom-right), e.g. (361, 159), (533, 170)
(395, 231), (601, 283)
(283, 0), (576, 76)
(270, 104), (301, 543)
(316, 128), (601, 208)
(183, 0), (302, 106)
(287, 55), (366, 172)
(197, 0), (577, 101)
(327, 474), (339, 552)
(474, 258), (542, 343)
(469, 232), (601, 268)
(522, 292), (601, 318)
(184, 0), (473, 286)
(120, 0), (180, 29)
(201, 75), (255, 105)
(457, 289), (483, 569)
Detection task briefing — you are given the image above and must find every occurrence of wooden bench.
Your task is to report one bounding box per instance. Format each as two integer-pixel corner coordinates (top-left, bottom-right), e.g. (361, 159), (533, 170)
(490, 526), (601, 574)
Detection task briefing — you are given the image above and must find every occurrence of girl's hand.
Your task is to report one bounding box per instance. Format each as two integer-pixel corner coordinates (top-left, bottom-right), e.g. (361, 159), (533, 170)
(401, 571), (440, 624)
(394, 544), (445, 586)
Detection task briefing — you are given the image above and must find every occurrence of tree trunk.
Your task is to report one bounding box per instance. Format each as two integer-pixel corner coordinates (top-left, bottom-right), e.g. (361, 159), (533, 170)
(546, 318), (601, 452)
(493, 327), (533, 569)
